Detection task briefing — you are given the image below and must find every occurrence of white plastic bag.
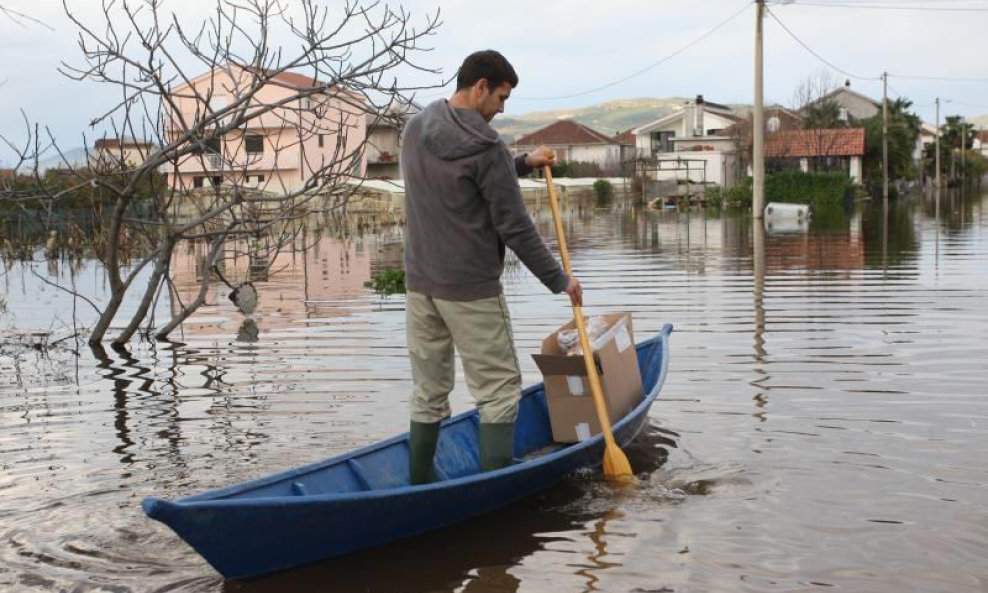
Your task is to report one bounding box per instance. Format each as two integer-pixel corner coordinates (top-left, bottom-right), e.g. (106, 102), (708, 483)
(557, 316), (611, 355)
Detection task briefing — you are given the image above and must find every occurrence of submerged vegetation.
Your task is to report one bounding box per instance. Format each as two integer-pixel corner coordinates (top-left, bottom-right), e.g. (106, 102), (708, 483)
(365, 268), (406, 296)
(705, 171), (851, 209)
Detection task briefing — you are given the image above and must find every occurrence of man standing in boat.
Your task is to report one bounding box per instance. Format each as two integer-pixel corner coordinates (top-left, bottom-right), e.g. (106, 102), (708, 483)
(401, 50), (582, 484)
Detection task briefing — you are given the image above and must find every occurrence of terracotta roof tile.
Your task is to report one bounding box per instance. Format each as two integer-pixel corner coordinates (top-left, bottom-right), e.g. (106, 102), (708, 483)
(765, 128), (865, 158)
(613, 130), (636, 145)
(267, 70), (322, 89)
(513, 120), (617, 147)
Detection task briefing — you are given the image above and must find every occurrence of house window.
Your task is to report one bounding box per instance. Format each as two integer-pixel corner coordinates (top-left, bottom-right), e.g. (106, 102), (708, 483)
(193, 176), (204, 188)
(256, 174), (265, 182)
(193, 137), (221, 155)
(650, 131), (675, 154)
(318, 134), (324, 148)
(300, 97), (312, 110)
(245, 135), (264, 154)
(212, 176), (223, 187)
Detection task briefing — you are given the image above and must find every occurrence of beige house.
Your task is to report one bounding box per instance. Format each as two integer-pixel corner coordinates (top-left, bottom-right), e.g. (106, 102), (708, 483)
(808, 86), (880, 123)
(765, 128), (866, 183)
(365, 101), (419, 180)
(89, 136), (157, 171)
(163, 65), (367, 194)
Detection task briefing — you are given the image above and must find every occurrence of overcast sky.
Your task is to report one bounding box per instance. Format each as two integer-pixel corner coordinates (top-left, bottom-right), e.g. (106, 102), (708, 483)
(2, 0), (987, 166)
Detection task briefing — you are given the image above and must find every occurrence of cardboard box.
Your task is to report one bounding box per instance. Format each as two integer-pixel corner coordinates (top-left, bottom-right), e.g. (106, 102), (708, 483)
(532, 312), (644, 443)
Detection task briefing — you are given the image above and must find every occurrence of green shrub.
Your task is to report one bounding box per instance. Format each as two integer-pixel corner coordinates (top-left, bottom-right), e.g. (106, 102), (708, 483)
(703, 184), (752, 209)
(550, 160), (604, 178)
(593, 179), (614, 204)
(764, 170), (850, 206)
(364, 268), (406, 295)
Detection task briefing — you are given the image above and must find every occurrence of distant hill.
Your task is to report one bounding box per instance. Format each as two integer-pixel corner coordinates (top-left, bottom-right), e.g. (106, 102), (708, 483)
(970, 114), (988, 129)
(493, 97), (688, 143)
(36, 147), (89, 172)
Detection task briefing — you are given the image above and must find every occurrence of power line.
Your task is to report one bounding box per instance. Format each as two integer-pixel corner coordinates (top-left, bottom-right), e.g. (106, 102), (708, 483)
(886, 82), (909, 99)
(768, 8), (988, 85)
(765, 8), (881, 81)
(952, 99), (988, 109)
(889, 73), (988, 82)
(796, 1), (988, 11)
(513, 1), (752, 101)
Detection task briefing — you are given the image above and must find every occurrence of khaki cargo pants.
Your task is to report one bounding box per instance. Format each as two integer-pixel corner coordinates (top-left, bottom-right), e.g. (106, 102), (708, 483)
(406, 291), (521, 424)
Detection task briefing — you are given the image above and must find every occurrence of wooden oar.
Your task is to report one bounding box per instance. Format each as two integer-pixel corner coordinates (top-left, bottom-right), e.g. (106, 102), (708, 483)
(543, 165), (634, 482)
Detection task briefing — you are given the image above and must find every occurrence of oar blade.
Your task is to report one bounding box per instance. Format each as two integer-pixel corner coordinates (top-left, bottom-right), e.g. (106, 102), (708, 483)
(602, 444), (634, 482)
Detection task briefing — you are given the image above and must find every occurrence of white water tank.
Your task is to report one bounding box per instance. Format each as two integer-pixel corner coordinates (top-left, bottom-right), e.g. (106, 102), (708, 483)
(764, 202), (810, 220)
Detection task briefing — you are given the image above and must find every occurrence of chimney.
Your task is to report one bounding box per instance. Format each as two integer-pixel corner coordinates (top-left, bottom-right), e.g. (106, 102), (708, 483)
(694, 94), (705, 137)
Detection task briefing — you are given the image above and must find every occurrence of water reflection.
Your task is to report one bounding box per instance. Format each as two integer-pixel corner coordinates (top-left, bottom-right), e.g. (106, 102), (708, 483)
(222, 483), (580, 593)
(2, 186), (988, 592)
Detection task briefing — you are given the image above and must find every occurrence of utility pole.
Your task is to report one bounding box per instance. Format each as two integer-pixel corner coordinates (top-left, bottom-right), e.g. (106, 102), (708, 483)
(882, 72), (889, 207)
(935, 97), (941, 215)
(935, 98), (941, 191)
(753, 0), (765, 220)
(961, 118), (967, 187)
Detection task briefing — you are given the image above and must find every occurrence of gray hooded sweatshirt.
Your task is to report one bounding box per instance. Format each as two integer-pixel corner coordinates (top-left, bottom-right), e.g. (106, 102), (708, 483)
(401, 99), (568, 301)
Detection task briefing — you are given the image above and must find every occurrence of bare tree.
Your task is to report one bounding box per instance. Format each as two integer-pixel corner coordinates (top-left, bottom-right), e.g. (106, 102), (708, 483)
(1, 0), (440, 346)
(788, 71), (855, 172)
(0, 4), (53, 30)
(790, 70), (842, 118)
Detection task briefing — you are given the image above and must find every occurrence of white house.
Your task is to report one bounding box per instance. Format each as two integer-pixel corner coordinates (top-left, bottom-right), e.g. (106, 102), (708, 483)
(973, 129), (988, 158)
(915, 121), (939, 163)
(631, 95), (742, 187)
(511, 120), (625, 174)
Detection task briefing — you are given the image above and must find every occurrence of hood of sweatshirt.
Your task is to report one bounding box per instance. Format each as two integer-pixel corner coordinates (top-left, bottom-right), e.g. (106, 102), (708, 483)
(420, 99), (500, 161)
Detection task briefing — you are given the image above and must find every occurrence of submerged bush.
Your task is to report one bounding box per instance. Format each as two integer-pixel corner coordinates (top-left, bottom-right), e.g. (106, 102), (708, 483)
(706, 183), (752, 209)
(593, 179), (614, 204)
(365, 268), (406, 295)
(764, 170), (851, 206)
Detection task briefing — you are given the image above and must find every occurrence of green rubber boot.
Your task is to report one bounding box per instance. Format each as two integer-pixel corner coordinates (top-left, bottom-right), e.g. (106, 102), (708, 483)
(409, 421), (440, 485)
(479, 422), (515, 472)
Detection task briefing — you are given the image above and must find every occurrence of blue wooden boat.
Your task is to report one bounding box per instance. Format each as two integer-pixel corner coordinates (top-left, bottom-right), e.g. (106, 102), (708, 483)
(142, 324), (672, 580)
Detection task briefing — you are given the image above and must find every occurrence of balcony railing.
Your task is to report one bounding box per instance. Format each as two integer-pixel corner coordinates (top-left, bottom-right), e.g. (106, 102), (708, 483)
(169, 151), (300, 174)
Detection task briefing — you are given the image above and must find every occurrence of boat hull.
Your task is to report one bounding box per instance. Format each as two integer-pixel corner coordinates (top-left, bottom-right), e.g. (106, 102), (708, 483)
(143, 324), (672, 579)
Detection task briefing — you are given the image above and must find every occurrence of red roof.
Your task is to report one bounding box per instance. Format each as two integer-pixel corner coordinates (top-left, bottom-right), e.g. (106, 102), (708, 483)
(265, 70), (322, 89)
(513, 120), (617, 147)
(613, 130), (636, 145)
(765, 128), (865, 158)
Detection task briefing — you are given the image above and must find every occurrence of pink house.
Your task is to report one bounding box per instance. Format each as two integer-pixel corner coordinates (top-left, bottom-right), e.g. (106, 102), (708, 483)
(164, 65), (367, 194)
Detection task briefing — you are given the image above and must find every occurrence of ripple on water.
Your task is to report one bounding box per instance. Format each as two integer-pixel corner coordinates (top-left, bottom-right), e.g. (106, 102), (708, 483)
(2, 193), (988, 591)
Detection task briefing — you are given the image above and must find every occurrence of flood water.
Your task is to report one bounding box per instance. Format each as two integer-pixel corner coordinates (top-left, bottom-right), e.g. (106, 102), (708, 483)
(1, 186), (987, 592)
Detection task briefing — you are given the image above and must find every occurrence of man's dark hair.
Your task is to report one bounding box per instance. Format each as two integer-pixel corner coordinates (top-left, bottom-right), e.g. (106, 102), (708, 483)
(455, 50), (518, 91)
